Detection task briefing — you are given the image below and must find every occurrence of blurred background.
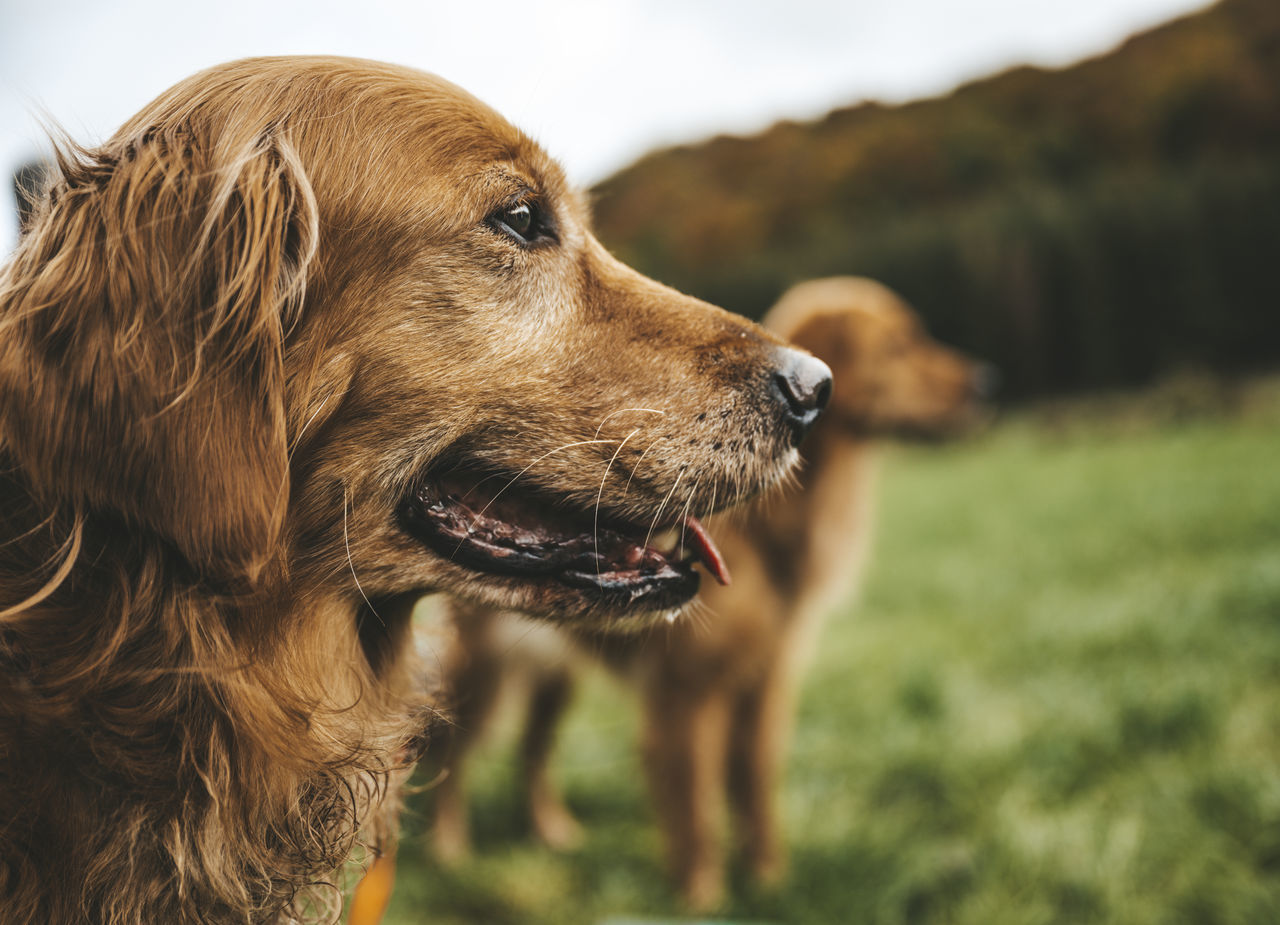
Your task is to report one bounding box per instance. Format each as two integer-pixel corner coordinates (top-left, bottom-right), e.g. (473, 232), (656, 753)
(5, 0), (1276, 394)
(6, 0), (1280, 922)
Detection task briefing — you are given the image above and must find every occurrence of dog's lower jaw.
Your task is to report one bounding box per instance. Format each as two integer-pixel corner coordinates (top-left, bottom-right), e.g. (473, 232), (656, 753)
(420, 562), (701, 632)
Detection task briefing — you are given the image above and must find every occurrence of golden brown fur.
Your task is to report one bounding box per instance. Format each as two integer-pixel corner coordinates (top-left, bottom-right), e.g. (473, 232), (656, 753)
(432, 277), (988, 910)
(0, 57), (822, 923)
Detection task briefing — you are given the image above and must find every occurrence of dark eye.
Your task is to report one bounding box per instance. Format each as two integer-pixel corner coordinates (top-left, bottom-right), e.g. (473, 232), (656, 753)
(488, 199), (553, 245)
(504, 203), (533, 237)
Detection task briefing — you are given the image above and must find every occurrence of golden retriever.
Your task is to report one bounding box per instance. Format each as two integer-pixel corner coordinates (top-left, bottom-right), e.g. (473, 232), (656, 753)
(430, 276), (989, 911)
(0, 56), (830, 923)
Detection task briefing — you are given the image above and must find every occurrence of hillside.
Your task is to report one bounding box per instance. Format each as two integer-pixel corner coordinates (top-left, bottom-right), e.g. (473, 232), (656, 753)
(591, 0), (1280, 396)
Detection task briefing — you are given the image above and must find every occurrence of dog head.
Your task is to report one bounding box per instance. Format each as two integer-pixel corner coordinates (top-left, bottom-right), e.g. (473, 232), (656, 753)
(766, 276), (991, 439)
(0, 57), (830, 628)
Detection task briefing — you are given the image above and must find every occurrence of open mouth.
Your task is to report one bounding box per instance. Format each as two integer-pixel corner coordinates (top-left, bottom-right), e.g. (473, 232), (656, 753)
(397, 469), (730, 612)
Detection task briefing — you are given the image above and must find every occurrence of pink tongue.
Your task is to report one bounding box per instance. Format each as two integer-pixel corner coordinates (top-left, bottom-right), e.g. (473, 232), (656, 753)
(683, 516), (731, 586)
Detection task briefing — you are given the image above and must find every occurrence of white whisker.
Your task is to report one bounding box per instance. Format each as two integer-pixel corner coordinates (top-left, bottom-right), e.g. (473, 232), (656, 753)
(289, 392), (333, 462)
(595, 428), (641, 577)
(686, 596), (717, 638)
(676, 477), (701, 561)
(643, 469), (684, 551)
(343, 488), (383, 626)
(623, 436), (665, 502)
(466, 438), (619, 533)
(593, 408), (665, 440)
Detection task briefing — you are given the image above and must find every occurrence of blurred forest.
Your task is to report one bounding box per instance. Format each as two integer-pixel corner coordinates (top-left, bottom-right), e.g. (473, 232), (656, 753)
(591, 0), (1280, 399)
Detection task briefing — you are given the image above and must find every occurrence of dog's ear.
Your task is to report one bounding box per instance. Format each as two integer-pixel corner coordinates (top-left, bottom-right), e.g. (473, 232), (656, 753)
(0, 126), (317, 581)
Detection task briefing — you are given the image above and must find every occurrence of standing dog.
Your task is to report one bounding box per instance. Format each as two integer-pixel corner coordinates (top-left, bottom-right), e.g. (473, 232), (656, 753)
(432, 277), (989, 910)
(0, 57), (829, 923)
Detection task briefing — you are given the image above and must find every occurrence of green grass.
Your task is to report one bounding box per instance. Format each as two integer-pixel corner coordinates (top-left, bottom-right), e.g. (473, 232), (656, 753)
(379, 375), (1280, 925)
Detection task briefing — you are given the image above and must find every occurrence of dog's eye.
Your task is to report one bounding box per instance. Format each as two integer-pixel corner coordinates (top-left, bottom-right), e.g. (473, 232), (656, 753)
(488, 200), (553, 246)
(503, 203), (534, 238)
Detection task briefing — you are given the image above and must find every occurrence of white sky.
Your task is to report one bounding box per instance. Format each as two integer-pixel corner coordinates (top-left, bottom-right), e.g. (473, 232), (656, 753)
(2, 0), (1210, 252)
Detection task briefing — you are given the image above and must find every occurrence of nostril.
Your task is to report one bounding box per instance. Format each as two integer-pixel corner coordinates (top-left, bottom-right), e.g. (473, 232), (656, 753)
(773, 372), (803, 415)
(814, 377), (833, 412)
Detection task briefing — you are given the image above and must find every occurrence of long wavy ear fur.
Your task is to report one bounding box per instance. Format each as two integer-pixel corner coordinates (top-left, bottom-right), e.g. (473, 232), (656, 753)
(0, 123), (317, 580)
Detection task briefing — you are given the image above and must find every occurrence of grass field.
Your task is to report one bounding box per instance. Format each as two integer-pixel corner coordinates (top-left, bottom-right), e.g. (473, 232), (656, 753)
(376, 375), (1280, 925)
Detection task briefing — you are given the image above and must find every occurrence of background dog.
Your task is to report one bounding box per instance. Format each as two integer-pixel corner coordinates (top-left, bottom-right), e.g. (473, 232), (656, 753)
(0, 56), (829, 923)
(430, 276), (990, 910)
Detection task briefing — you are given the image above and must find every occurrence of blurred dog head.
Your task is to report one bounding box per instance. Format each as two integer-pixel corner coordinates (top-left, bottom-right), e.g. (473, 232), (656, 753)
(766, 276), (991, 439)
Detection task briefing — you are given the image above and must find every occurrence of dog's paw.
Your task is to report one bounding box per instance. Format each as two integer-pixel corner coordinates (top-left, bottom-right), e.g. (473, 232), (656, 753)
(680, 864), (727, 914)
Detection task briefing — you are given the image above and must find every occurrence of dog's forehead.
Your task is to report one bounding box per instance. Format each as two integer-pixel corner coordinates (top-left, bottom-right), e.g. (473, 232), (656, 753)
(355, 66), (560, 176)
(130, 56), (570, 213)
(298, 62), (563, 184)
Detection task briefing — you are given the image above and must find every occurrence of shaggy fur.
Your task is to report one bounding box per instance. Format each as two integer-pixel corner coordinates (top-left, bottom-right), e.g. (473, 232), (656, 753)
(430, 277), (990, 910)
(0, 56), (821, 924)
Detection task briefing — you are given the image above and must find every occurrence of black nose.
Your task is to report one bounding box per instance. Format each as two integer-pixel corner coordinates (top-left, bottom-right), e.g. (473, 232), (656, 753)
(772, 348), (833, 446)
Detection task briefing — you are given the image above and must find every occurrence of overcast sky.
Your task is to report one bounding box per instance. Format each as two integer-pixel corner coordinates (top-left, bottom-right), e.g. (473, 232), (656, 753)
(2, 0), (1210, 251)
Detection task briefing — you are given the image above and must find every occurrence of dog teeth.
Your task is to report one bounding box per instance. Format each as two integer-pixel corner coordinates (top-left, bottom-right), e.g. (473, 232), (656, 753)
(663, 609), (680, 625)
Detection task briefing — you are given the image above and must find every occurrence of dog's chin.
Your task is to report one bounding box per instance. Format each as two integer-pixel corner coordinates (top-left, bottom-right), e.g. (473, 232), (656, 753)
(395, 466), (731, 627)
(433, 568), (700, 631)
